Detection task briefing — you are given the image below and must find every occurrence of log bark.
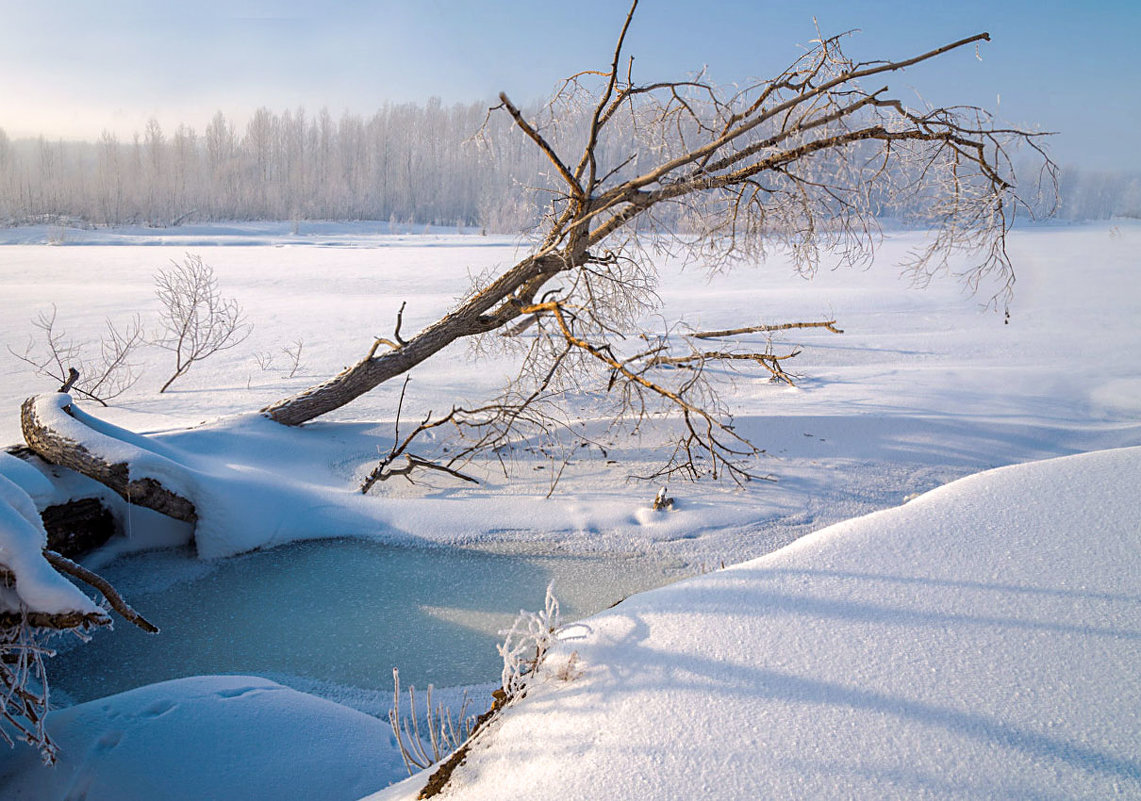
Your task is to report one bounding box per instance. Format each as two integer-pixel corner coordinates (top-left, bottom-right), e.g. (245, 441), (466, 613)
(0, 609), (110, 630)
(261, 252), (573, 426)
(40, 497), (116, 557)
(20, 396), (197, 524)
(4, 447), (120, 558)
(0, 564), (112, 632)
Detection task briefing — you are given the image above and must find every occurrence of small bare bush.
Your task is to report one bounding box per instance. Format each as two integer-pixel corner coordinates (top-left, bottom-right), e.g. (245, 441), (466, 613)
(153, 253), (251, 392)
(7, 306), (143, 406)
(389, 668), (476, 774)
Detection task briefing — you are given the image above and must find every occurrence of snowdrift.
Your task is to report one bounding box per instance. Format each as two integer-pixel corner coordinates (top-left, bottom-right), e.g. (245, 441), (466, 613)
(0, 676), (405, 800)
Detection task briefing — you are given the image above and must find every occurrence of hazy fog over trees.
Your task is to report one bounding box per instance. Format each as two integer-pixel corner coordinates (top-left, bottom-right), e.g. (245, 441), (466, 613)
(0, 101), (1137, 230)
(0, 102), (550, 231)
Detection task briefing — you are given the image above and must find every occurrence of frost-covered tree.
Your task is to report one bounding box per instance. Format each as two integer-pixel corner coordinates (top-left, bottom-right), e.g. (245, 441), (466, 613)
(257, 1), (1057, 482)
(21, 1), (1055, 522)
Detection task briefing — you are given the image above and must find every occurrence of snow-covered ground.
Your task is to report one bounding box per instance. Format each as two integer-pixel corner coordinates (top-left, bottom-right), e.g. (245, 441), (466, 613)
(369, 445), (1141, 801)
(2, 222), (1138, 563)
(2, 447), (1137, 800)
(0, 221), (1139, 799)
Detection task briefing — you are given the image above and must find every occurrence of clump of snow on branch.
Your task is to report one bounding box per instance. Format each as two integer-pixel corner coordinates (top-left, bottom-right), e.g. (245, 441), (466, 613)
(0, 474), (101, 617)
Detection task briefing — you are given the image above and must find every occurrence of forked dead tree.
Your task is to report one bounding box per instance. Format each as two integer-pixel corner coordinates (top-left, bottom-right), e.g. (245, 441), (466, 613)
(19, 1), (1055, 512)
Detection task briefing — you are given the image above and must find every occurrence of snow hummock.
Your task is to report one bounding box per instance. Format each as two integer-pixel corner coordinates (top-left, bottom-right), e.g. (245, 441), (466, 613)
(0, 675), (407, 801)
(367, 446), (1141, 801)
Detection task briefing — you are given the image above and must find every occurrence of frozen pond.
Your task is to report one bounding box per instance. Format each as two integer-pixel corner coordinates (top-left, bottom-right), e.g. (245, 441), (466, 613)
(49, 539), (690, 706)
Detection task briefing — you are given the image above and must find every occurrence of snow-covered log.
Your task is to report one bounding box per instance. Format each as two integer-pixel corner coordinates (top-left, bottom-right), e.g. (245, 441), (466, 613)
(2, 462), (160, 762)
(1, 471), (111, 762)
(2, 447), (117, 557)
(0, 472), (108, 626)
(20, 393), (196, 524)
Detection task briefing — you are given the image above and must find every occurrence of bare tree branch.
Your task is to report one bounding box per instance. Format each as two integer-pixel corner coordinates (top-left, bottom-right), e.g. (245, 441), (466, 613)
(41, 551), (158, 634)
(691, 320), (844, 339)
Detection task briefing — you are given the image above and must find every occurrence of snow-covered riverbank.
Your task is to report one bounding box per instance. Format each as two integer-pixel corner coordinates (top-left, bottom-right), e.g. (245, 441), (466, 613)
(1, 446), (1137, 800)
(1, 222), (1138, 798)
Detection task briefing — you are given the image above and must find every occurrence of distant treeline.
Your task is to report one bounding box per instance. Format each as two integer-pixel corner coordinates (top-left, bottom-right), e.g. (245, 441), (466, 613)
(0, 101), (552, 232)
(0, 101), (1138, 231)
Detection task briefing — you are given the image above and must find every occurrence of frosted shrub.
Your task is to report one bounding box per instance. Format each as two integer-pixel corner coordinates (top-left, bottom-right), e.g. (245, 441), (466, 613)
(389, 584), (563, 777)
(498, 582), (561, 699)
(8, 306), (144, 406)
(154, 253), (251, 392)
(0, 621), (69, 764)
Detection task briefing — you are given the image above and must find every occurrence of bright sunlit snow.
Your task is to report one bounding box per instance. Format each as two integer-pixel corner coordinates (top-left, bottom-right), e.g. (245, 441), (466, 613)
(0, 221), (1139, 799)
(366, 445), (1141, 801)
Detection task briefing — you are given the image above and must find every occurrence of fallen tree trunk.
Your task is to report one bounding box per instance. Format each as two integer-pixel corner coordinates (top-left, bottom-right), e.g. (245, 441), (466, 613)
(20, 394), (197, 525)
(260, 252), (574, 426)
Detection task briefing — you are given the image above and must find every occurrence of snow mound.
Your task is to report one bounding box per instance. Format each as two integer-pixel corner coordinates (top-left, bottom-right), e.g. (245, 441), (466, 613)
(368, 446), (1141, 801)
(0, 675), (408, 801)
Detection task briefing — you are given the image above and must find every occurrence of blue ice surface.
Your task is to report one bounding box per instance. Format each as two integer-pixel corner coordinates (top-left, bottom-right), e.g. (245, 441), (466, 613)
(49, 538), (686, 707)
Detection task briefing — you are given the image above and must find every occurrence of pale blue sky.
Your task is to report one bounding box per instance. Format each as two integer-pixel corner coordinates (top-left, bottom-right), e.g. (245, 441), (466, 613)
(2, 1), (1137, 171)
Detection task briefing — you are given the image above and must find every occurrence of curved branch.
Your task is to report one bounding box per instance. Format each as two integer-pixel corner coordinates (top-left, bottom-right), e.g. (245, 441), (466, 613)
(42, 551), (159, 633)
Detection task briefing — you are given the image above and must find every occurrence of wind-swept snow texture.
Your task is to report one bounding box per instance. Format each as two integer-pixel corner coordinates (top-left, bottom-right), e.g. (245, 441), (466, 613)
(368, 446), (1141, 801)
